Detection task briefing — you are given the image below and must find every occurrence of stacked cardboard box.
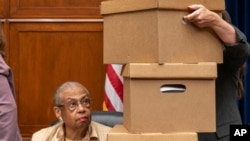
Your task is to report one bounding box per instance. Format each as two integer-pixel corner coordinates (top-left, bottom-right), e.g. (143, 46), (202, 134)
(101, 0), (225, 140)
(102, 0), (224, 64)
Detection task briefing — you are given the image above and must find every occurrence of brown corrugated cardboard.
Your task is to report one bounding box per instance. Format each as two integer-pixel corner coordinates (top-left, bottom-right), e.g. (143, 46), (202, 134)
(101, 0), (225, 64)
(122, 63), (217, 79)
(122, 63), (216, 133)
(108, 125), (198, 141)
(101, 0), (225, 14)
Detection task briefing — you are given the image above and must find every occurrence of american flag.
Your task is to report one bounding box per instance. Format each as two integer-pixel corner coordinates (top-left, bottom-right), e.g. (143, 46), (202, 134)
(103, 64), (123, 112)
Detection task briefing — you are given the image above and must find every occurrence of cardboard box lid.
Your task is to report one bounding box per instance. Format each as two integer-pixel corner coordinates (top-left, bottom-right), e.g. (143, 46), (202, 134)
(101, 0), (225, 15)
(121, 63), (217, 79)
(109, 125), (198, 141)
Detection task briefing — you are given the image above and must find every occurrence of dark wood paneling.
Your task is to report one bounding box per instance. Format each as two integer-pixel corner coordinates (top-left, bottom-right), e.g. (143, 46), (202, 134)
(0, 0), (9, 18)
(10, 0), (103, 18)
(0, 0), (4, 17)
(8, 20), (105, 137)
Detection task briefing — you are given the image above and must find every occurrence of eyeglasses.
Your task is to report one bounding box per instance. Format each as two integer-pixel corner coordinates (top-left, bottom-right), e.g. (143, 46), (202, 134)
(57, 97), (91, 111)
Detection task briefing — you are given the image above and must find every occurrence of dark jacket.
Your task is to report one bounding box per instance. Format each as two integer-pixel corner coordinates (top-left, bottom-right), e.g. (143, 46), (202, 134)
(216, 27), (250, 138)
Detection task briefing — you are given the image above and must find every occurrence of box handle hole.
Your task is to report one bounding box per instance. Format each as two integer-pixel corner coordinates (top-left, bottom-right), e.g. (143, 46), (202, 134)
(160, 84), (186, 93)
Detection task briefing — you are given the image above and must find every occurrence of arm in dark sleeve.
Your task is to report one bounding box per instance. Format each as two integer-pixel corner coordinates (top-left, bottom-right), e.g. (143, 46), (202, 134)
(223, 26), (250, 70)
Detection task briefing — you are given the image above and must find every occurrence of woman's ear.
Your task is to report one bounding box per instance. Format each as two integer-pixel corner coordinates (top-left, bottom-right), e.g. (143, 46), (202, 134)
(54, 106), (62, 120)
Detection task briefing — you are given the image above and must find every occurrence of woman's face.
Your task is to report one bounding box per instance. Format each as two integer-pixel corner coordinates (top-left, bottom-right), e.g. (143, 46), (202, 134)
(59, 87), (92, 130)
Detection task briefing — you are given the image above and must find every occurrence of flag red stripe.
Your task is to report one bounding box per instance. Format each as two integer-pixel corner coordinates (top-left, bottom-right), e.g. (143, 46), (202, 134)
(106, 65), (123, 102)
(104, 91), (116, 111)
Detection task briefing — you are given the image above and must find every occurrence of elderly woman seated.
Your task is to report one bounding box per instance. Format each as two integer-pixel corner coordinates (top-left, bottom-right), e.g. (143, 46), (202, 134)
(31, 81), (112, 141)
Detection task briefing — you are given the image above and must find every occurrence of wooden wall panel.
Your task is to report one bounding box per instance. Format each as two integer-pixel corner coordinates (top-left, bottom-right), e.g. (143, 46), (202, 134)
(10, 0), (103, 18)
(0, 0), (4, 17)
(8, 20), (105, 137)
(0, 0), (8, 17)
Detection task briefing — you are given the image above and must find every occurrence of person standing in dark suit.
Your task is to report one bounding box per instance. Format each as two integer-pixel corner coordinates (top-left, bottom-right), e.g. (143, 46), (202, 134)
(183, 4), (250, 141)
(0, 23), (23, 140)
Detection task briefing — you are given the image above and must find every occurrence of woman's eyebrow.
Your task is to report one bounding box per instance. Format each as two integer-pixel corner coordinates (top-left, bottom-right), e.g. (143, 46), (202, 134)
(65, 95), (89, 101)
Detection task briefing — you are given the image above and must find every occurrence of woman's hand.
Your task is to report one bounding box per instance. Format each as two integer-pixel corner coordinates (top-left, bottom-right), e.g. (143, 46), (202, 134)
(183, 4), (219, 28)
(183, 4), (237, 44)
